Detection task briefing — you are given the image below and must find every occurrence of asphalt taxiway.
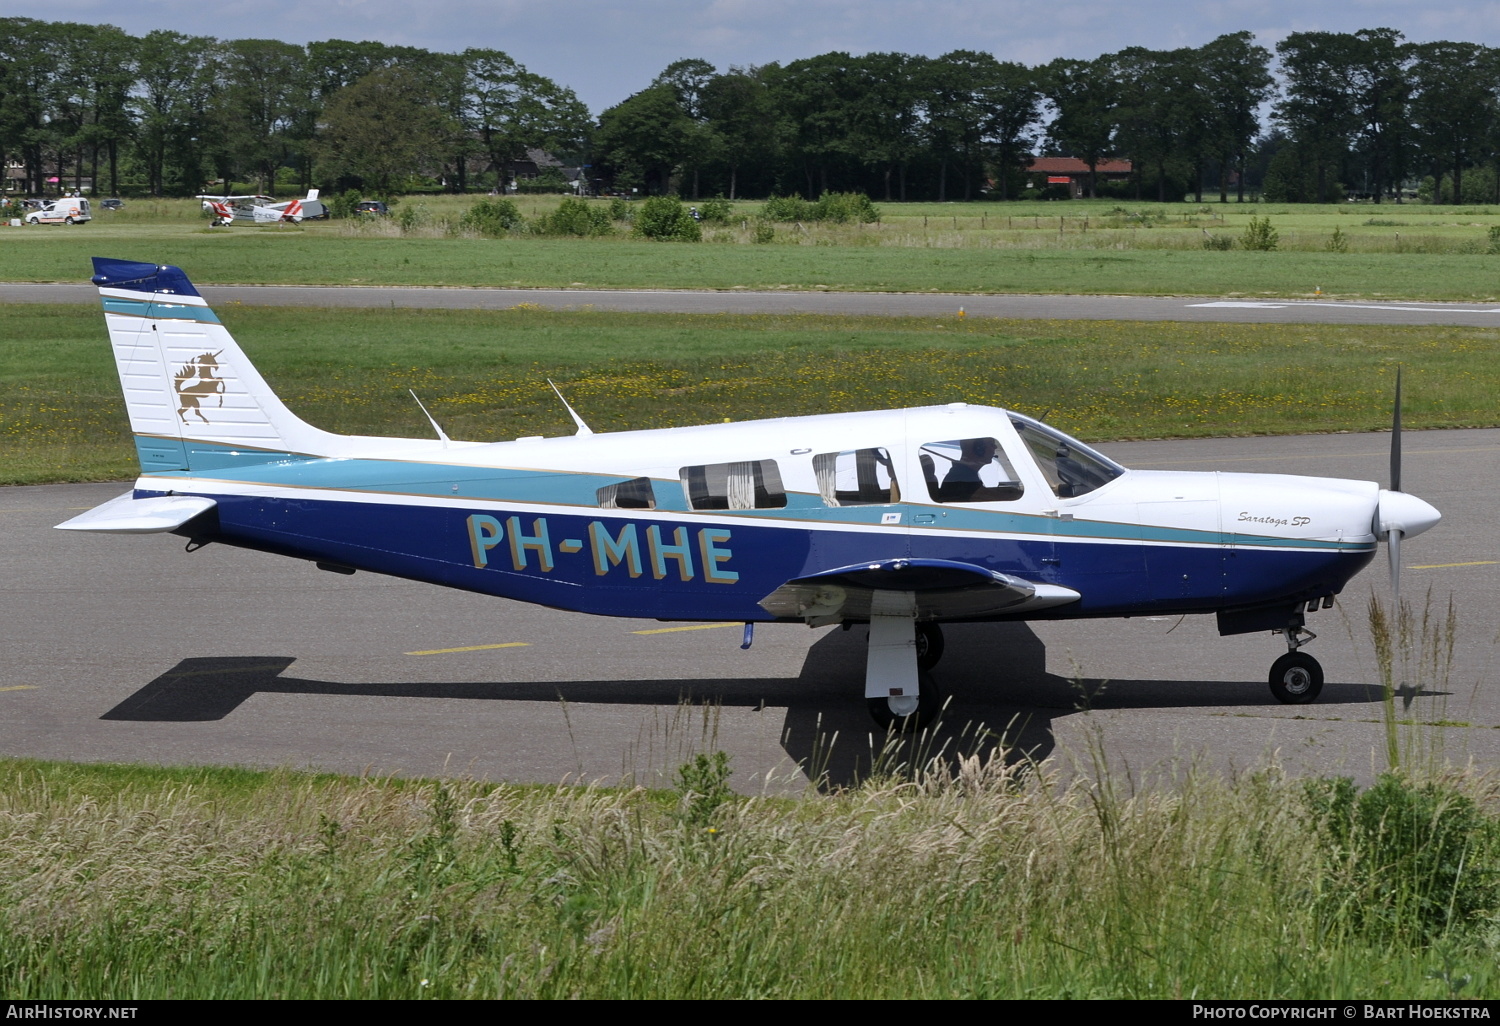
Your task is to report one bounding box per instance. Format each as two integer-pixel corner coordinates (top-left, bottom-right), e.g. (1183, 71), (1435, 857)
(4, 428), (1498, 791)
(4, 281), (1500, 326)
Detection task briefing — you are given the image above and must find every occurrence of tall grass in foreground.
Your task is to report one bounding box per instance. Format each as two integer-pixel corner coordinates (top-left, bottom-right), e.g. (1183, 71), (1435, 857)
(1366, 592), (1462, 776)
(1, 751), (1497, 998)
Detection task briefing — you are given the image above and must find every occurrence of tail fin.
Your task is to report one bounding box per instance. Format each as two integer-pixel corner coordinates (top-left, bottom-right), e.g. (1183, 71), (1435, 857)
(298, 188), (323, 220)
(92, 257), (339, 473)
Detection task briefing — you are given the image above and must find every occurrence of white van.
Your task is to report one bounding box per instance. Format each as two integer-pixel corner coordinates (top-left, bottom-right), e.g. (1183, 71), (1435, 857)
(26, 197), (91, 225)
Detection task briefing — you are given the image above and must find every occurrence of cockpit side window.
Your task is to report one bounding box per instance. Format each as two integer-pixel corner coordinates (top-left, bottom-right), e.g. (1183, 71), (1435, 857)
(597, 477), (656, 510)
(813, 448), (900, 506)
(1009, 415), (1125, 498)
(680, 460), (787, 510)
(918, 438), (1024, 503)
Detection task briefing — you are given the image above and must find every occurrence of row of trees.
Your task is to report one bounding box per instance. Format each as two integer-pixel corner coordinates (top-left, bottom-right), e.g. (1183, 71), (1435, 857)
(0, 20), (589, 197)
(3, 19), (1498, 203)
(600, 31), (1500, 205)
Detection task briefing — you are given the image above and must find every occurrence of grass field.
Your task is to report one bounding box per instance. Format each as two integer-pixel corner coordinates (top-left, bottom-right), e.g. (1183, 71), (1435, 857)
(4, 305), (1499, 485)
(2, 748), (1496, 999)
(3, 197), (1499, 299)
(9, 199), (1500, 998)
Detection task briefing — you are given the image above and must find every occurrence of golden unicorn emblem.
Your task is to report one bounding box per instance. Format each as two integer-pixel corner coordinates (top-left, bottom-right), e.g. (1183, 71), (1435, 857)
(174, 351), (225, 424)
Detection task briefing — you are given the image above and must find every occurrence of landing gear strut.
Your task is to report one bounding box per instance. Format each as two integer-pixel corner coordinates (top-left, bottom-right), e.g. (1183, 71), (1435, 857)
(1268, 626), (1323, 704)
(863, 598), (942, 731)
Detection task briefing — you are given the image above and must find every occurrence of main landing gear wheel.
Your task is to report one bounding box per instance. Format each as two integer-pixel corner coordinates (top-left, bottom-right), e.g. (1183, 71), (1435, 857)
(1269, 651), (1323, 704)
(867, 671), (941, 731)
(915, 621), (944, 671)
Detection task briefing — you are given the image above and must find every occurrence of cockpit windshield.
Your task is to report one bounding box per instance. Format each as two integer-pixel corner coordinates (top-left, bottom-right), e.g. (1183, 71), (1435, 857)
(1009, 414), (1126, 498)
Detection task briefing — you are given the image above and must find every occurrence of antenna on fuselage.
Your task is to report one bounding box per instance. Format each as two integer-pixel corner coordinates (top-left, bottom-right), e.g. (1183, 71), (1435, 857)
(408, 389), (451, 447)
(548, 379), (594, 436)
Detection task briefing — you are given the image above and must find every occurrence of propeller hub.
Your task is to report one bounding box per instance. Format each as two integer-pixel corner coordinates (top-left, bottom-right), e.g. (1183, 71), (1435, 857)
(1376, 489), (1440, 539)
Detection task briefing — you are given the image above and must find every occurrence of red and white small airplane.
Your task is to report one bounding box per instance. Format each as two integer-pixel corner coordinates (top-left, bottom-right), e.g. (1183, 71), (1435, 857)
(197, 190), (323, 226)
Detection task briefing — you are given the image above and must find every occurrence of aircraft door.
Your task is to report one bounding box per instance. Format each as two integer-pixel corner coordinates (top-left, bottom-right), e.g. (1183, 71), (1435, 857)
(907, 434), (1047, 576)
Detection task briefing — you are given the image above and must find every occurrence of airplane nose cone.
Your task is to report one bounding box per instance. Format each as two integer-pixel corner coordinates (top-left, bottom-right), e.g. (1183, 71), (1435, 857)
(1376, 489), (1441, 539)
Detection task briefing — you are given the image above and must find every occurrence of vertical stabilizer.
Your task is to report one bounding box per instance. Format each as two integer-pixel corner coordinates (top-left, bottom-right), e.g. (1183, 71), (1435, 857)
(296, 189), (324, 220)
(92, 257), (339, 472)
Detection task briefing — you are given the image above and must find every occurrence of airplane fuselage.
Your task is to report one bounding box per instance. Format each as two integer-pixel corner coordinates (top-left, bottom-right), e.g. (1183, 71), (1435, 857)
(129, 404), (1380, 626)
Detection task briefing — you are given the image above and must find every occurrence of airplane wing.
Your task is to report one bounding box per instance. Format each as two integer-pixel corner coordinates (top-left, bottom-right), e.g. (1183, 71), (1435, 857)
(55, 492), (217, 534)
(758, 557), (1081, 624)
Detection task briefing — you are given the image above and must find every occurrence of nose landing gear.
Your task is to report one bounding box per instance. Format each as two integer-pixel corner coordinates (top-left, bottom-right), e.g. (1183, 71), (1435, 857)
(1268, 625), (1323, 704)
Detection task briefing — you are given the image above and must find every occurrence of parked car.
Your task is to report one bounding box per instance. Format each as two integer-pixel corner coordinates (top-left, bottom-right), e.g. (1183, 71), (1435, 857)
(99, 198), (125, 210)
(26, 197), (91, 225)
(353, 200), (389, 215)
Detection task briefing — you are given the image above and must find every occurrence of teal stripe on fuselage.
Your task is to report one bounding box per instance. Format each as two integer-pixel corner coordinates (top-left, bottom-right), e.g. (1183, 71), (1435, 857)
(135, 436), (188, 473)
(901, 502), (1361, 550)
(135, 436), (320, 473)
(103, 296), (221, 324)
(145, 455), (1371, 553)
(148, 455), (699, 511)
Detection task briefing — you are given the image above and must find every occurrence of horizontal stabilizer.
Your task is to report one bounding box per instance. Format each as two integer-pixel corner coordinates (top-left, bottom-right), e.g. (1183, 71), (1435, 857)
(758, 557), (1081, 624)
(55, 491), (216, 534)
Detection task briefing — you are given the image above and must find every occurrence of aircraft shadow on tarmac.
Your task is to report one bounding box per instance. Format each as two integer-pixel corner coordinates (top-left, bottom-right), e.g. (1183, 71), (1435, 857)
(102, 622), (1406, 788)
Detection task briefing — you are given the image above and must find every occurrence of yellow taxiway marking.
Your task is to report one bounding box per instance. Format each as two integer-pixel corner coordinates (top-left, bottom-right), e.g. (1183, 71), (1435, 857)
(632, 623), (741, 635)
(406, 642), (530, 656)
(0, 686), (38, 692)
(1409, 561), (1500, 570)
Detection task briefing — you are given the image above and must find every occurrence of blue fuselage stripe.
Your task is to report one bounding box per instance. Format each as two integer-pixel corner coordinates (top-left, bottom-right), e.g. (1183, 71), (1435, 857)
(139, 486), (1375, 622)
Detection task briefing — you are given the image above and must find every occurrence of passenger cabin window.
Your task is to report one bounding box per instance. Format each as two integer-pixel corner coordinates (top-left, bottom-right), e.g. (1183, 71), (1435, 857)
(680, 460), (787, 510)
(1010, 415), (1124, 498)
(919, 438), (1023, 503)
(596, 477), (656, 510)
(813, 448), (900, 506)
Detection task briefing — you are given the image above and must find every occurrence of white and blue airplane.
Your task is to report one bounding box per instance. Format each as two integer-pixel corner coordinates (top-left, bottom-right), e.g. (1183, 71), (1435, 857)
(60, 257), (1442, 728)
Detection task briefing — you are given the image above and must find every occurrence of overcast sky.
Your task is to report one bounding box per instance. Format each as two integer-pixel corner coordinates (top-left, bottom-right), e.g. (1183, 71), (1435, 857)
(12, 0), (1500, 113)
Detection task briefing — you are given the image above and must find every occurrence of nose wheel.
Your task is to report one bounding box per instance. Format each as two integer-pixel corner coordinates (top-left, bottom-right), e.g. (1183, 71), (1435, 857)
(1269, 650), (1323, 704)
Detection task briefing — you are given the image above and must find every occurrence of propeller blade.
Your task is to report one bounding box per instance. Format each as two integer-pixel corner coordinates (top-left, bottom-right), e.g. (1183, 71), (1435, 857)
(1388, 527), (1402, 612)
(1390, 365), (1402, 493)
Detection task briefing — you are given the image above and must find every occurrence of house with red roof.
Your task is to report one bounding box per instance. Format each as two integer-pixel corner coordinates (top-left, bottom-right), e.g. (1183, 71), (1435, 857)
(1025, 157), (1132, 198)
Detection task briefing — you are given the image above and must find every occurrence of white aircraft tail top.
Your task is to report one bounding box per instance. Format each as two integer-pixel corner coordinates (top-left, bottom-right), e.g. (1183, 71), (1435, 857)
(91, 257), (450, 472)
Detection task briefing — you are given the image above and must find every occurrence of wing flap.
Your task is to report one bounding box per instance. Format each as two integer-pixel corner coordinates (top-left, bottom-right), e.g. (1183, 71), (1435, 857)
(55, 492), (217, 534)
(758, 557), (1080, 624)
